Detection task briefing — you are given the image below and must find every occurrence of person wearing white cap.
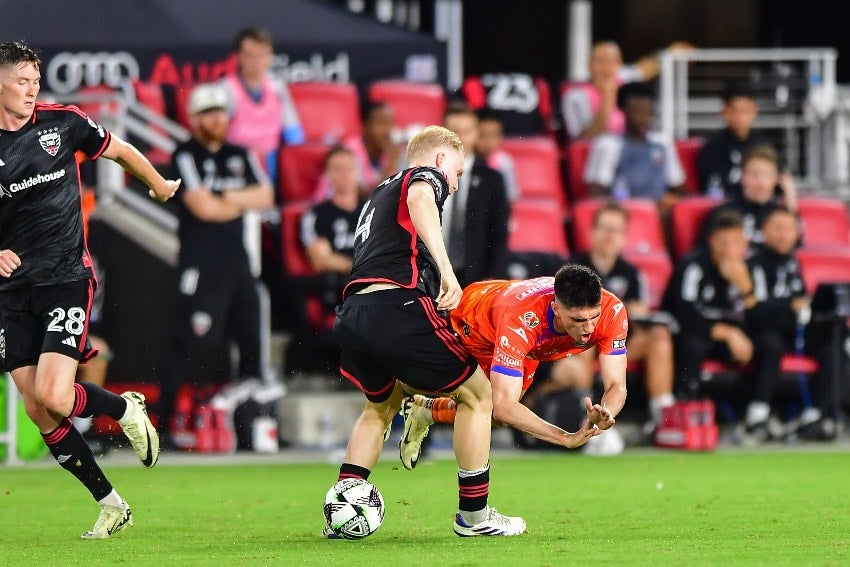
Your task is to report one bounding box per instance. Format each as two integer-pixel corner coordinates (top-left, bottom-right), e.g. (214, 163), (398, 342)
(158, 82), (277, 451)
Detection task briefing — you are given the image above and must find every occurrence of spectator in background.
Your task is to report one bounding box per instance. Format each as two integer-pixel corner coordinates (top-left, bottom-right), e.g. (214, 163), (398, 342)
(158, 83), (277, 450)
(222, 26), (304, 182)
(662, 209), (753, 400)
(696, 81), (769, 197)
(744, 207), (837, 442)
(696, 145), (798, 251)
(475, 110), (520, 201)
(460, 72), (555, 137)
(442, 102), (510, 288)
(562, 40), (694, 141)
(583, 81), (685, 213)
(523, 202), (675, 438)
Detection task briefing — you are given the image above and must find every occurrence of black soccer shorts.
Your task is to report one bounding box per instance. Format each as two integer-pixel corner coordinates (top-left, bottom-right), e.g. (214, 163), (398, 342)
(334, 287), (478, 403)
(0, 279), (97, 372)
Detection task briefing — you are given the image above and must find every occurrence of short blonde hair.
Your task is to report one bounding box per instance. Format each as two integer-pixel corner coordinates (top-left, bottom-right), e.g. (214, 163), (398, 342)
(406, 125), (464, 164)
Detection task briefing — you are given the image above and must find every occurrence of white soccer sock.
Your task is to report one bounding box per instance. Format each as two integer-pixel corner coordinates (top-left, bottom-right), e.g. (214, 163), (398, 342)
(800, 407), (822, 426)
(649, 394), (675, 425)
(72, 416), (92, 435)
(118, 398), (133, 423)
(746, 402), (770, 426)
(98, 489), (125, 508)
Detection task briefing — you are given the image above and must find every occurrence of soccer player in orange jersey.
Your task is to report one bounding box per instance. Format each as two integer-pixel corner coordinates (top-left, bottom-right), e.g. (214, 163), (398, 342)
(399, 264), (628, 469)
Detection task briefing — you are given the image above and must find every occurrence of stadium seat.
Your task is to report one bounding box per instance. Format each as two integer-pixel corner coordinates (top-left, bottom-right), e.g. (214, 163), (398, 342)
(622, 250), (673, 310)
(367, 80), (446, 130)
(508, 200), (569, 256)
(564, 139), (591, 202)
(280, 201), (317, 278)
(500, 136), (567, 207)
(670, 196), (720, 259)
(797, 196), (850, 251)
(277, 142), (329, 203)
(129, 80), (172, 166)
(173, 85), (193, 129)
(570, 198), (665, 255)
(289, 82), (361, 143)
(75, 85), (121, 122)
(674, 137), (704, 194)
(796, 248), (850, 295)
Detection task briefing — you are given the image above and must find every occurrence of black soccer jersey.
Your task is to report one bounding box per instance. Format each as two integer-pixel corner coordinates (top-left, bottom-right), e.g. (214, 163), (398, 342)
(0, 102), (111, 291)
(299, 200), (364, 257)
(344, 167), (450, 300)
(570, 252), (644, 305)
(171, 138), (268, 266)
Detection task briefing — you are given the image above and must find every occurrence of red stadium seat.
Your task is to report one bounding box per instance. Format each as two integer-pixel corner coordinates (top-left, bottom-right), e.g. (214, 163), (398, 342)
(670, 196), (720, 259)
(571, 198), (665, 255)
(75, 85), (121, 122)
(674, 137), (704, 194)
(797, 196), (850, 251)
(277, 143), (329, 203)
(796, 249), (850, 295)
(622, 250), (673, 310)
(508, 200), (569, 256)
(367, 80), (446, 130)
(500, 136), (567, 207)
(565, 139), (592, 202)
(289, 82), (361, 143)
(173, 85), (193, 129)
(280, 202), (317, 278)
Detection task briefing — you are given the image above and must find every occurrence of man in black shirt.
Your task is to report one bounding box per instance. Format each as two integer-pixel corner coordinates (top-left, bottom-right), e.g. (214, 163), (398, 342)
(0, 41), (178, 538)
(158, 83), (275, 450)
(327, 125), (525, 538)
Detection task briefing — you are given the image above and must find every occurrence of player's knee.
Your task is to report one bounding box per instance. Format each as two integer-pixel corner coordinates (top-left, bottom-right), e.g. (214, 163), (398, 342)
(648, 326), (673, 355)
(33, 382), (69, 415)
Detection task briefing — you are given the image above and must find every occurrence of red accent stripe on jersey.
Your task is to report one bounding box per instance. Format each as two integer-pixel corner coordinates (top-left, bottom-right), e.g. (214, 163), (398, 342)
(42, 419), (73, 444)
(418, 297), (467, 361)
(75, 163), (99, 292)
(71, 383), (88, 417)
(35, 102), (89, 120)
(90, 130), (111, 160)
(443, 363), (473, 392)
(397, 170), (419, 288)
(340, 367), (395, 398)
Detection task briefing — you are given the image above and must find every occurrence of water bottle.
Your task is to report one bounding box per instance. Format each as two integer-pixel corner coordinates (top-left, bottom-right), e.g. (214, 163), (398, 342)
(612, 175), (630, 201)
(706, 174), (725, 200)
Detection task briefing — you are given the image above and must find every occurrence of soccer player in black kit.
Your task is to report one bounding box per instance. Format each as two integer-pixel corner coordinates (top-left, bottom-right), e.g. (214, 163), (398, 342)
(325, 125), (525, 538)
(0, 42), (179, 539)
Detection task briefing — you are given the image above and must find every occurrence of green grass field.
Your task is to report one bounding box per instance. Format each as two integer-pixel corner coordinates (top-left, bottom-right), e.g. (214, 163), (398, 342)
(1, 450), (848, 566)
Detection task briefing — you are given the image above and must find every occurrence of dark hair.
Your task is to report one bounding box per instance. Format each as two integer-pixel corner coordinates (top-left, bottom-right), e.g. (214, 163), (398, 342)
(763, 204), (799, 224)
(616, 81), (654, 111)
(0, 41), (41, 71)
(708, 208), (744, 235)
(233, 26), (273, 51)
(742, 144), (780, 170)
(721, 79), (756, 104)
(593, 200), (630, 227)
(554, 264), (602, 308)
(476, 108), (502, 125)
(361, 100), (391, 123)
(323, 144), (355, 169)
(443, 100), (477, 123)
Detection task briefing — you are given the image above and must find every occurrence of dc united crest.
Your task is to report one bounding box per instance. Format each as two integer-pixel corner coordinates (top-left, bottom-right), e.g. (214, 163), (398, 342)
(39, 131), (61, 156)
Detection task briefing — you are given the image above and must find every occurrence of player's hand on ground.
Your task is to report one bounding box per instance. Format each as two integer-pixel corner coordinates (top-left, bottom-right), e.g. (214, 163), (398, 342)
(0, 249), (21, 277)
(563, 418), (603, 449)
(584, 397), (615, 430)
(436, 272), (462, 311)
(149, 178), (181, 203)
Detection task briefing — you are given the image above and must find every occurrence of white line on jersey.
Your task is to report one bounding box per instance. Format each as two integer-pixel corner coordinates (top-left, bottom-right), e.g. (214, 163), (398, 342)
(0, 157), (5, 166)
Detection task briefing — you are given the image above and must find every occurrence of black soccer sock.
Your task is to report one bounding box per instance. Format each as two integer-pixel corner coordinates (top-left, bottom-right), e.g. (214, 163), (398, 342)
(42, 419), (113, 501)
(458, 463), (490, 513)
(338, 463), (371, 482)
(70, 382), (128, 421)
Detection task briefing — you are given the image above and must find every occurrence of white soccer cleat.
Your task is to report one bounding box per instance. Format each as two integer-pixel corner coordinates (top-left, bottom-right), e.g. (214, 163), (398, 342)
(453, 507), (527, 537)
(399, 395), (434, 470)
(119, 392), (160, 468)
(81, 501), (133, 539)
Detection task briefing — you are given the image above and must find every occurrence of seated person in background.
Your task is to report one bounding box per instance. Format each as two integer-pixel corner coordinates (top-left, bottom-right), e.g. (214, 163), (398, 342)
(583, 81), (685, 213)
(523, 202), (675, 438)
(743, 207), (837, 441)
(460, 72), (555, 137)
(562, 40), (694, 141)
(662, 209), (753, 400)
(475, 110), (520, 201)
(696, 80), (770, 198)
(697, 145), (798, 251)
(301, 145), (365, 311)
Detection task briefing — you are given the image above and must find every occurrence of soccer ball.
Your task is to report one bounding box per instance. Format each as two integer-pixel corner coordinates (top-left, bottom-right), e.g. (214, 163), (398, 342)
(323, 478), (384, 540)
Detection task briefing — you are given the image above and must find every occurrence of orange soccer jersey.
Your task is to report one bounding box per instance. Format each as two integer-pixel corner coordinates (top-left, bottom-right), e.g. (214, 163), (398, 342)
(449, 278), (628, 392)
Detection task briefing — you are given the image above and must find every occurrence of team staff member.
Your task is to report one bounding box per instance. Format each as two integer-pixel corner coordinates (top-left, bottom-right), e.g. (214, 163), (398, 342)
(399, 264), (626, 469)
(0, 41), (178, 539)
(158, 83), (275, 450)
(329, 125), (526, 538)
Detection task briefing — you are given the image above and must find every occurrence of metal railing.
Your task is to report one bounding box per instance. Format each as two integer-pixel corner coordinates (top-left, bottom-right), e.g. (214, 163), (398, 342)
(0, 374), (19, 465)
